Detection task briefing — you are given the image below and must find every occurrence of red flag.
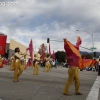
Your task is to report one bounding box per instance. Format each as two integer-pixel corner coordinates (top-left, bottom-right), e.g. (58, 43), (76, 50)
(26, 39), (34, 66)
(47, 47), (48, 54)
(64, 39), (82, 68)
(74, 45), (79, 50)
(27, 39), (33, 59)
(75, 36), (82, 50)
(82, 59), (97, 68)
(41, 43), (44, 63)
(82, 59), (92, 68)
(76, 36), (82, 46)
(90, 59), (97, 67)
(49, 43), (51, 55)
(53, 50), (55, 61)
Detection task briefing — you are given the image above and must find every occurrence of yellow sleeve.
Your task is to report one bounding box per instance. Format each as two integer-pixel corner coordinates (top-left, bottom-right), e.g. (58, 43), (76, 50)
(10, 56), (14, 60)
(14, 53), (24, 59)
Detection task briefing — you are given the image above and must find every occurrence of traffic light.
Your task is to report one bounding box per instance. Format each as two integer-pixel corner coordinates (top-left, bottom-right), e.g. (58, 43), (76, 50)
(47, 38), (50, 43)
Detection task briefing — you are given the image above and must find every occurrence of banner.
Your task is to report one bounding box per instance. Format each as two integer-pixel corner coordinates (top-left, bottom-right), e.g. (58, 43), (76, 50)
(26, 39), (33, 66)
(49, 43), (51, 55)
(41, 43), (44, 63)
(82, 59), (97, 68)
(64, 39), (83, 68)
(75, 36), (82, 50)
(0, 35), (7, 55)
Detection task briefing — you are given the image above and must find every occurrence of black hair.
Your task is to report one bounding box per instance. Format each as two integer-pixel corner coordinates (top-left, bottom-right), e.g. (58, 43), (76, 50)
(14, 47), (19, 53)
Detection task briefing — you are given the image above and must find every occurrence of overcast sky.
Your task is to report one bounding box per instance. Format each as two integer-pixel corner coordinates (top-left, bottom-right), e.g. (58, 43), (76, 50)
(0, 0), (100, 53)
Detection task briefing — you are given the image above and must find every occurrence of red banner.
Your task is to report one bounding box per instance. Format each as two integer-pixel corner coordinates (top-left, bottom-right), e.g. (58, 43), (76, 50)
(64, 39), (83, 68)
(0, 35), (7, 55)
(82, 59), (97, 68)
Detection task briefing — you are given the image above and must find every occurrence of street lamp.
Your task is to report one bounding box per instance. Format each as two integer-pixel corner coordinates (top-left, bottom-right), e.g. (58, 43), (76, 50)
(76, 30), (96, 57)
(76, 30), (94, 48)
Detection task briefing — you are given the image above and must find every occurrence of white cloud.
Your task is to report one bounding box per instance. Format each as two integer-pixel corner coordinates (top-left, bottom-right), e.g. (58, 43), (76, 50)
(0, 0), (100, 53)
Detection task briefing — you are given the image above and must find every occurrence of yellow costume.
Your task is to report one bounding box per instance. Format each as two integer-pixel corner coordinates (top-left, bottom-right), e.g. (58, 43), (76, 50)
(10, 56), (15, 71)
(13, 52), (25, 82)
(33, 60), (39, 75)
(23, 59), (27, 69)
(33, 52), (41, 75)
(63, 67), (81, 95)
(44, 57), (51, 72)
(0, 56), (2, 67)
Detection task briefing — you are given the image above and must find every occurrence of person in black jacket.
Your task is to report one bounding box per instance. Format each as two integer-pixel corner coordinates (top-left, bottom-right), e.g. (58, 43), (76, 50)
(98, 59), (100, 76)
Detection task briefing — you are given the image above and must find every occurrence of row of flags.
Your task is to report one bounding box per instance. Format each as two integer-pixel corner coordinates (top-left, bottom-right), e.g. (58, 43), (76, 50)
(26, 39), (56, 65)
(26, 37), (97, 68)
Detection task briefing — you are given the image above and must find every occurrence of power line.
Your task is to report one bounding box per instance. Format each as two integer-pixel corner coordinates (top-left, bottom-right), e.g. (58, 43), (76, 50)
(50, 39), (93, 51)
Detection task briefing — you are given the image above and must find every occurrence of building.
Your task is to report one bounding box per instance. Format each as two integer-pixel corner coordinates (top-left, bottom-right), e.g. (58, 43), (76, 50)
(4, 39), (34, 59)
(8, 39), (28, 58)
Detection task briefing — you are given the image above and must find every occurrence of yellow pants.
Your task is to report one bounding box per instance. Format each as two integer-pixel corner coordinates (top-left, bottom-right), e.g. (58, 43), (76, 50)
(0, 61), (2, 66)
(33, 62), (38, 75)
(10, 61), (15, 70)
(33, 66), (38, 75)
(23, 61), (26, 69)
(63, 67), (80, 94)
(13, 60), (23, 81)
(44, 62), (51, 72)
(49, 63), (51, 70)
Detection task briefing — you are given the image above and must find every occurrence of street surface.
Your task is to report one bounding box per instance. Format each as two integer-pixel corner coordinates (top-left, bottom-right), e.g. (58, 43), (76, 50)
(0, 65), (99, 100)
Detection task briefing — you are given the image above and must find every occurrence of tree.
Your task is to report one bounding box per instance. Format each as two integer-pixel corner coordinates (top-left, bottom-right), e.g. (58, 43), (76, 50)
(38, 43), (48, 56)
(82, 54), (93, 59)
(55, 51), (66, 63)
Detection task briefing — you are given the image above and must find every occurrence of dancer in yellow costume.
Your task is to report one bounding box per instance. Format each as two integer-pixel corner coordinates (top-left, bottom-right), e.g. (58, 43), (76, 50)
(0, 55), (2, 68)
(33, 52), (41, 75)
(13, 47), (26, 82)
(44, 57), (51, 72)
(63, 39), (82, 96)
(10, 54), (15, 71)
(33, 57), (39, 75)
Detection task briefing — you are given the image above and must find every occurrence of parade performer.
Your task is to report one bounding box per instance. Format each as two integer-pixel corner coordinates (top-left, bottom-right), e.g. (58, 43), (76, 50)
(98, 59), (100, 76)
(63, 39), (82, 96)
(33, 57), (39, 75)
(0, 55), (3, 68)
(33, 52), (41, 75)
(2, 57), (5, 67)
(44, 56), (51, 72)
(2, 58), (7, 67)
(10, 54), (15, 71)
(24, 56), (31, 69)
(13, 47), (26, 82)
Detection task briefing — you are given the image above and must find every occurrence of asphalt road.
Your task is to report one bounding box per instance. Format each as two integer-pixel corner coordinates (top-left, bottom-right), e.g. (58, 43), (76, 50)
(0, 65), (99, 100)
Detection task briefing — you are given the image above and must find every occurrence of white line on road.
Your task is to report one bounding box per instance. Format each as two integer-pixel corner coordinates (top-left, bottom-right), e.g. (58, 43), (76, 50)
(86, 76), (100, 100)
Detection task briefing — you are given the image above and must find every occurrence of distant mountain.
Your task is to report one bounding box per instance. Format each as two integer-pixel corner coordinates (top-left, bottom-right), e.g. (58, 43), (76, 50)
(80, 51), (100, 58)
(80, 51), (89, 55)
